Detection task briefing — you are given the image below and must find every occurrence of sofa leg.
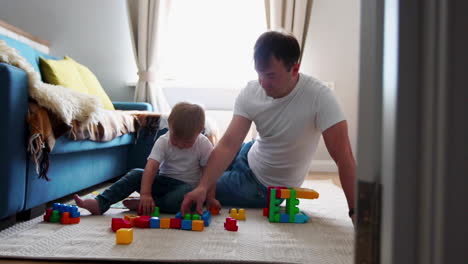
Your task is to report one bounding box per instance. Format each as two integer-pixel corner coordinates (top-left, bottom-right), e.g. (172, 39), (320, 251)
(0, 215), (16, 231)
(16, 204), (46, 221)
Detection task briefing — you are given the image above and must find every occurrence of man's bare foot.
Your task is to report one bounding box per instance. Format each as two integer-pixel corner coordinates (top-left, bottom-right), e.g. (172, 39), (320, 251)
(73, 194), (101, 215)
(123, 199), (140, 211)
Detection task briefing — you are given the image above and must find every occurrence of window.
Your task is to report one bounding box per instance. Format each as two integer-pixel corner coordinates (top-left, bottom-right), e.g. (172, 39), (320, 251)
(160, 0), (267, 90)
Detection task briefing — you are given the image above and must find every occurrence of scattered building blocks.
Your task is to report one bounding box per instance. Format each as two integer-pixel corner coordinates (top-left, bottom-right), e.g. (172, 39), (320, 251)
(264, 186), (319, 224)
(209, 206), (220, 215)
(43, 203), (80, 225)
(201, 211), (211, 226)
(224, 217), (238, 232)
(112, 218), (132, 232)
(149, 217), (160, 228)
(116, 228), (133, 245)
(160, 218), (170, 229)
(192, 220), (204, 231)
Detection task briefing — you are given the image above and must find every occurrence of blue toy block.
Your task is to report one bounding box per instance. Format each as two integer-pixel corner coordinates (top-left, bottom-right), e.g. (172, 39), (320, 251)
(70, 206), (78, 213)
(53, 203), (60, 211)
(175, 212), (183, 219)
(70, 211), (80, 218)
(150, 217), (160, 228)
(201, 211), (211, 226)
(279, 213), (290, 223)
(294, 212), (309, 223)
(181, 220), (192, 230)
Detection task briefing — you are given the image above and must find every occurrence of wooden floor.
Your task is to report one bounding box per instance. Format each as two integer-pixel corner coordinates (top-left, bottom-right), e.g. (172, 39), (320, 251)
(0, 171), (340, 264)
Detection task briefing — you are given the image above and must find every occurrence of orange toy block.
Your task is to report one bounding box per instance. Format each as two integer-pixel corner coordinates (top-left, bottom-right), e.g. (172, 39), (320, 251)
(124, 214), (138, 226)
(160, 218), (170, 229)
(60, 212), (70, 224)
(209, 206), (220, 215)
(192, 220), (205, 231)
(293, 188), (319, 199)
(69, 217), (80, 224)
(279, 189), (291, 198)
(116, 228), (133, 245)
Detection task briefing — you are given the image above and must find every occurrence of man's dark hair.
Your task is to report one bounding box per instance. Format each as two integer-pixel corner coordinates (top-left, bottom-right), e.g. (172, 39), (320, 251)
(253, 31), (300, 71)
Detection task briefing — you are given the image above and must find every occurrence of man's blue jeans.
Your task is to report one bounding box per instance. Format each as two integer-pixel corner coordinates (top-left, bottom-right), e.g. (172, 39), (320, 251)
(95, 169), (193, 214)
(215, 140), (268, 208)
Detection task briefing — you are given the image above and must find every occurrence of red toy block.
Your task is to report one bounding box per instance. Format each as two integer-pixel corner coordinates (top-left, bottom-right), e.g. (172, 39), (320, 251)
(60, 212), (70, 225)
(275, 187), (288, 198)
(43, 208), (53, 222)
(263, 208), (269, 217)
(224, 217), (238, 232)
(134, 216), (151, 228)
(209, 206), (220, 215)
(112, 218), (132, 232)
(69, 217), (80, 224)
(170, 218), (182, 229)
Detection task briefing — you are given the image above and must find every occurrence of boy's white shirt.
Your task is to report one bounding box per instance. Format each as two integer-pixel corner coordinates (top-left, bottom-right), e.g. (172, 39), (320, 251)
(148, 133), (213, 186)
(234, 73), (345, 187)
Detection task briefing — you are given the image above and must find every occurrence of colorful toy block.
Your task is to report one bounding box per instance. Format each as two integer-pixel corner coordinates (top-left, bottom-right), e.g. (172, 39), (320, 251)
(229, 208), (246, 220)
(150, 206), (160, 217)
(181, 219), (192, 230)
(116, 228), (133, 245)
(175, 212), (183, 219)
(192, 214), (201, 220)
(224, 217), (238, 232)
(264, 186), (319, 224)
(43, 203), (80, 225)
(201, 211), (211, 226)
(124, 214), (138, 226)
(170, 218), (182, 229)
(209, 206), (220, 215)
(160, 218), (170, 229)
(134, 216), (151, 228)
(149, 217), (160, 228)
(112, 218), (132, 232)
(192, 220), (204, 231)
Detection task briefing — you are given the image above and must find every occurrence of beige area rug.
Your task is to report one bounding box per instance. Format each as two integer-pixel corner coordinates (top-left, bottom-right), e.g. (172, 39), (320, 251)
(0, 179), (354, 263)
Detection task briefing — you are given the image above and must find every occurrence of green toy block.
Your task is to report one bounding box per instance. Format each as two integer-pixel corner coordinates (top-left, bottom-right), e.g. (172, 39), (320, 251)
(268, 189), (281, 222)
(286, 189), (300, 222)
(192, 214), (200, 220)
(150, 206), (160, 217)
(50, 210), (60, 223)
(184, 213), (192, 220)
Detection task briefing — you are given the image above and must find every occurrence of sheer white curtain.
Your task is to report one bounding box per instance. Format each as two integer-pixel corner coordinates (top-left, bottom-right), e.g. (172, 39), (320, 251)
(264, 0), (313, 61)
(127, 0), (171, 113)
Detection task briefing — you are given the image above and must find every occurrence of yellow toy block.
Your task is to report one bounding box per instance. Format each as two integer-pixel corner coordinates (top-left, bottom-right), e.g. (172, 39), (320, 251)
(116, 228), (133, 245)
(160, 218), (170, 229)
(124, 214), (138, 226)
(293, 188), (319, 199)
(192, 220), (204, 231)
(229, 208), (246, 220)
(279, 189), (291, 198)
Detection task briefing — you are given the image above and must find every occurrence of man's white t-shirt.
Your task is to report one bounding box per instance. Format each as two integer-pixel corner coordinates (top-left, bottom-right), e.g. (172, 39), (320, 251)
(147, 133), (213, 186)
(234, 73), (345, 187)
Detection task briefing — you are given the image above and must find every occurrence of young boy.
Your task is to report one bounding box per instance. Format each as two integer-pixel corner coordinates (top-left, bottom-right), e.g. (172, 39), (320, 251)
(74, 102), (214, 215)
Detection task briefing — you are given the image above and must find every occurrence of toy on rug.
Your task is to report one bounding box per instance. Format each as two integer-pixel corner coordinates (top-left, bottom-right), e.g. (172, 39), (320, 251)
(112, 210), (211, 232)
(209, 206), (220, 215)
(263, 186), (319, 223)
(116, 228), (133, 245)
(224, 217), (238, 231)
(138, 206), (160, 217)
(43, 203), (80, 224)
(229, 208), (246, 220)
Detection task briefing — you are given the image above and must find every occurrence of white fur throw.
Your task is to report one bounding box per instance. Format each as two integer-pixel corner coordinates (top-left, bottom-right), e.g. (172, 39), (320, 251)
(0, 40), (102, 125)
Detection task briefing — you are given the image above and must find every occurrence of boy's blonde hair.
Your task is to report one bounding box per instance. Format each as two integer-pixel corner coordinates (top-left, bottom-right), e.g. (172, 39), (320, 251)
(168, 102), (205, 140)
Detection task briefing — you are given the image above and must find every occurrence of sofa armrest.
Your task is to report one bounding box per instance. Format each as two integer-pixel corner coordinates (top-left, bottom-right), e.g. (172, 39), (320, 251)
(113, 101), (153, 111)
(0, 62), (29, 219)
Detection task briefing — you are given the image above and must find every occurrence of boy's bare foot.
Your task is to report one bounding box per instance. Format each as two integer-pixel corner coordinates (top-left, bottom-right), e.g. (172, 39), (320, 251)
(73, 194), (101, 215)
(123, 199), (140, 211)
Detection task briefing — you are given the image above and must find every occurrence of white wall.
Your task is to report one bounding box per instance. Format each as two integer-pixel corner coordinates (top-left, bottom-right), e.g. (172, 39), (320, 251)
(0, 0), (137, 101)
(301, 0), (361, 171)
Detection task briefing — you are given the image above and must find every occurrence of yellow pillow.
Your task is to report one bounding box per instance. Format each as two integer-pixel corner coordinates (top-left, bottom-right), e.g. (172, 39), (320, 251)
(65, 56), (115, 110)
(39, 57), (89, 94)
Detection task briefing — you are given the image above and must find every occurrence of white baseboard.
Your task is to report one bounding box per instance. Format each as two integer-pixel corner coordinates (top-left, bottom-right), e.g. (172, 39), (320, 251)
(309, 160), (338, 173)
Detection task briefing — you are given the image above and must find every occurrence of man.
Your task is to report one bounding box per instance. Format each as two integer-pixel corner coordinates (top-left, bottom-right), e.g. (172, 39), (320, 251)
(181, 31), (356, 221)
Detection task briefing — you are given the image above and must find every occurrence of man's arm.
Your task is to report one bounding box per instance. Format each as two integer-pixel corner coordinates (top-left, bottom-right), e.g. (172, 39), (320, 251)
(322, 120), (356, 213)
(181, 115), (252, 214)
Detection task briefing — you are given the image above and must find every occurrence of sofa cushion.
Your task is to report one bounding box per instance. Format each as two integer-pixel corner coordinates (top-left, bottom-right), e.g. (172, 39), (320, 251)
(51, 133), (135, 155)
(65, 56), (115, 110)
(39, 57), (89, 94)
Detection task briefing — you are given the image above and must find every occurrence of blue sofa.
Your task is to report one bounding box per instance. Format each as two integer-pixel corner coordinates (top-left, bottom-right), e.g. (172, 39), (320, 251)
(0, 34), (156, 229)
